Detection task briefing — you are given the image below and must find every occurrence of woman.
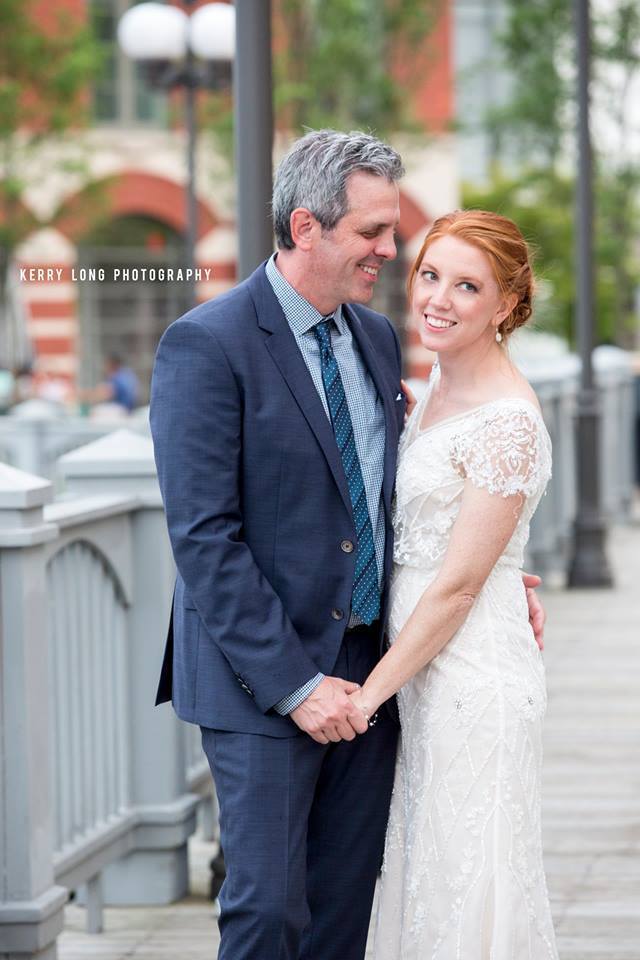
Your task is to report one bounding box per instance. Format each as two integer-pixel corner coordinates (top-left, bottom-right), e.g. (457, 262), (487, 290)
(351, 210), (559, 959)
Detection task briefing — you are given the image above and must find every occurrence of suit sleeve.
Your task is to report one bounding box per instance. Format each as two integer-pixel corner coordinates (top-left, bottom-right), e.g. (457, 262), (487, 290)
(150, 317), (321, 713)
(387, 315), (403, 380)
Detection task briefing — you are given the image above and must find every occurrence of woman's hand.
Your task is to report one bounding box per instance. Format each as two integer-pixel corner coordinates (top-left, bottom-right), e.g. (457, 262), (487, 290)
(348, 688), (375, 730)
(401, 379), (417, 423)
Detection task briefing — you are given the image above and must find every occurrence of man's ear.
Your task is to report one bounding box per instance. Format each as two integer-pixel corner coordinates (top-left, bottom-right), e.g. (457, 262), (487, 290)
(290, 207), (318, 251)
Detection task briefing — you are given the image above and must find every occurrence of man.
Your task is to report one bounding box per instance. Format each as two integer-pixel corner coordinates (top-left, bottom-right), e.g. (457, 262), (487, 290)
(79, 353), (139, 413)
(150, 130), (544, 960)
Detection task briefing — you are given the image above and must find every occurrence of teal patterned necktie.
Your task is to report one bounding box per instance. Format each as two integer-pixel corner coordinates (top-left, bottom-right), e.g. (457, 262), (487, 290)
(314, 318), (380, 625)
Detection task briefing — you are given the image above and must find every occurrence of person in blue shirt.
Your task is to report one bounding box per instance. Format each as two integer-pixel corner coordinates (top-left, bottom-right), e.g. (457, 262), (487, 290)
(105, 353), (139, 411)
(79, 353), (139, 413)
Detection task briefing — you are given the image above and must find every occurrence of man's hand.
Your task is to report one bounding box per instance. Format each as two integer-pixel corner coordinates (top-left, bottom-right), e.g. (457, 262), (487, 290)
(523, 572), (546, 651)
(290, 677), (369, 744)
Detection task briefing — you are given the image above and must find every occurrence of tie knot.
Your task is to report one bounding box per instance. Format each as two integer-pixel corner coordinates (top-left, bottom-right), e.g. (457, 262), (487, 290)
(314, 318), (334, 351)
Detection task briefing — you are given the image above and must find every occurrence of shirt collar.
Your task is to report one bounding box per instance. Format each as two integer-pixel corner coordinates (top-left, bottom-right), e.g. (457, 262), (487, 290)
(265, 253), (346, 336)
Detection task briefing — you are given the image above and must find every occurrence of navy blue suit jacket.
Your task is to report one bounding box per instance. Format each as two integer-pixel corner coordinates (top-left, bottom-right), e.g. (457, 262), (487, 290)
(150, 262), (405, 736)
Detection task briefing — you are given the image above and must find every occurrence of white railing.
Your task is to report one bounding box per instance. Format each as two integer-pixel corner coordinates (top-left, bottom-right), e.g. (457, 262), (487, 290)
(48, 539), (131, 856)
(0, 402), (150, 481)
(0, 431), (213, 959)
(527, 347), (636, 576)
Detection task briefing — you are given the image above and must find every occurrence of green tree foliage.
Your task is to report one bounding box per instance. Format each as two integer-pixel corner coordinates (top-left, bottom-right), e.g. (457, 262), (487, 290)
(592, 2), (640, 346)
(486, 0), (574, 166)
(275, 0), (441, 135)
(464, 168), (639, 345)
(0, 0), (100, 364)
(0, 0), (101, 250)
(467, 0), (640, 346)
(205, 0), (443, 154)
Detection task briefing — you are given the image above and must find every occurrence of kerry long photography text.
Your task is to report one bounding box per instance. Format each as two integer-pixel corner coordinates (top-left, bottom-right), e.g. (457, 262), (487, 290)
(19, 267), (213, 283)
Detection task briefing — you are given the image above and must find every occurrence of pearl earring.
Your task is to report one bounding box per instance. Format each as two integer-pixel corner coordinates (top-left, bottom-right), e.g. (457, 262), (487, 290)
(495, 330), (503, 343)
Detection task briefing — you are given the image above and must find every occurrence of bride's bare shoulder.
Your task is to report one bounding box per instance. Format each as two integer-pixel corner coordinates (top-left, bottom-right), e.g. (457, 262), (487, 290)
(492, 371), (542, 415)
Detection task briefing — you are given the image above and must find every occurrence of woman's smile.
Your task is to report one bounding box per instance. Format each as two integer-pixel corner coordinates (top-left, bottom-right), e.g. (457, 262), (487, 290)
(424, 314), (458, 331)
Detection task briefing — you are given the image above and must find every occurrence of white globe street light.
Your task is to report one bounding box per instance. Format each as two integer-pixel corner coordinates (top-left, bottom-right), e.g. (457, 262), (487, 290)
(117, 2), (235, 306)
(117, 3), (188, 61)
(190, 3), (235, 61)
(118, 1), (274, 290)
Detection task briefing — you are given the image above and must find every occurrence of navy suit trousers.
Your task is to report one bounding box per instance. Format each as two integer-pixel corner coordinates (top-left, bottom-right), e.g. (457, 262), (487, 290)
(201, 626), (398, 960)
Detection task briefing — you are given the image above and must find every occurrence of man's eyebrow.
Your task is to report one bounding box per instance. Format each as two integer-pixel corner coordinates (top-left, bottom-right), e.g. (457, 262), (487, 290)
(360, 220), (398, 232)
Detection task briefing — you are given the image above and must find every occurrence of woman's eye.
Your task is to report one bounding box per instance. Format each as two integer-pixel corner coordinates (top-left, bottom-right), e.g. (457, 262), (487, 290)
(421, 270), (437, 281)
(460, 281), (478, 292)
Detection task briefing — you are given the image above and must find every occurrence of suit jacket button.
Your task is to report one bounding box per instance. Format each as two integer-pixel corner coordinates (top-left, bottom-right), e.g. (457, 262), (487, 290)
(340, 539), (354, 553)
(331, 608), (344, 621)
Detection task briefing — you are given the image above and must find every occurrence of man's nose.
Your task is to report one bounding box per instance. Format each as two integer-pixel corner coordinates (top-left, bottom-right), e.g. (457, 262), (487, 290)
(374, 230), (397, 261)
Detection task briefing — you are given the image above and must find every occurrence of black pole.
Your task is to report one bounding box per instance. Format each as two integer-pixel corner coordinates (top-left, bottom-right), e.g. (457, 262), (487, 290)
(567, 0), (612, 587)
(184, 3), (198, 310)
(233, 0), (274, 281)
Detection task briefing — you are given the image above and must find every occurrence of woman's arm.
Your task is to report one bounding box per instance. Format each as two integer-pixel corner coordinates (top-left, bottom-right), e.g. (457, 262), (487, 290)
(351, 479), (528, 717)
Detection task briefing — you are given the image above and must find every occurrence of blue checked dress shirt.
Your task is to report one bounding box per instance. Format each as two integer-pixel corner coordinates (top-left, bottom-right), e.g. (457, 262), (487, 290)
(265, 254), (386, 715)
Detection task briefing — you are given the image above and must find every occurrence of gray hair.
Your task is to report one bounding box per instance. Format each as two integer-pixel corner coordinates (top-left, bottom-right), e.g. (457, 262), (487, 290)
(272, 129), (405, 250)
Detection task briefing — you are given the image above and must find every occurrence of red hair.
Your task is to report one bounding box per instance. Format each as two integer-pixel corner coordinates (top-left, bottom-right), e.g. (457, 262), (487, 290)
(408, 210), (535, 340)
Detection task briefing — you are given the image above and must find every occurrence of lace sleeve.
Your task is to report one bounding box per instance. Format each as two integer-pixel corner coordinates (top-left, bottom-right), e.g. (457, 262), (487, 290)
(450, 403), (551, 499)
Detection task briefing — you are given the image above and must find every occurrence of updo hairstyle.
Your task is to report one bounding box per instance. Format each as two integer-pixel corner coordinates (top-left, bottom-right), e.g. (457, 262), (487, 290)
(407, 209), (535, 342)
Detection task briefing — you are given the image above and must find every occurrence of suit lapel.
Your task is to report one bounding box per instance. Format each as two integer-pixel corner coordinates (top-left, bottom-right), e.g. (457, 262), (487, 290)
(249, 267), (353, 517)
(344, 304), (399, 518)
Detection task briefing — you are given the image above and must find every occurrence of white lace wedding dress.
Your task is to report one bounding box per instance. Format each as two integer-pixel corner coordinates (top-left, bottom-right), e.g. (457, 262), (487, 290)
(373, 369), (559, 960)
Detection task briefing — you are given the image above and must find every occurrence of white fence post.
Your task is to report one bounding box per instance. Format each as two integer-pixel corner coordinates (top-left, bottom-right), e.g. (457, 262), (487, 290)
(594, 346), (636, 521)
(0, 464), (67, 960)
(58, 431), (200, 905)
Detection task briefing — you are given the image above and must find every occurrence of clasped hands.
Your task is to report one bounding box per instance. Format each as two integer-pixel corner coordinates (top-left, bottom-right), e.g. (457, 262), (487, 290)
(290, 574), (545, 745)
(290, 676), (372, 745)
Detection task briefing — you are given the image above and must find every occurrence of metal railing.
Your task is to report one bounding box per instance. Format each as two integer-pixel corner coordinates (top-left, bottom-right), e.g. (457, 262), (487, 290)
(48, 539), (131, 855)
(0, 403), (150, 481)
(0, 430), (212, 958)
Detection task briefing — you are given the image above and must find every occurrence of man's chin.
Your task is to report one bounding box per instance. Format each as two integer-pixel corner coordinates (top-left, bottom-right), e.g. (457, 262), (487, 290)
(349, 284), (376, 305)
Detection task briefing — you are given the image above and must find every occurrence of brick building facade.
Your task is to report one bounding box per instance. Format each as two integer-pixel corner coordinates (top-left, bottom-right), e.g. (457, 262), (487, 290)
(11, 0), (460, 400)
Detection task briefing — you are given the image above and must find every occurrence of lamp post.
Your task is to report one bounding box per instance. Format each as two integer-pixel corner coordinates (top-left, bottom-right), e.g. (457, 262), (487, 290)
(567, 0), (613, 587)
(117, 2), (235, 309)
(233, 0), (274, 280)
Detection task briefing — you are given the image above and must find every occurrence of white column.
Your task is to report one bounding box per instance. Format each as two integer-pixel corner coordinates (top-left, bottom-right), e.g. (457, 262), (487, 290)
(0, 463), (67, 959)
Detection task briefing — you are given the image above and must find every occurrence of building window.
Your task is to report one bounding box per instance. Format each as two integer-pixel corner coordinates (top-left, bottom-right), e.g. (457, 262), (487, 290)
(90, 0), (167, 125)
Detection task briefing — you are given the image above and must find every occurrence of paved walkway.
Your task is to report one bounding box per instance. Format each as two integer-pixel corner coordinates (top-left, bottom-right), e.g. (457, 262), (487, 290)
(59, 522), (640, 960)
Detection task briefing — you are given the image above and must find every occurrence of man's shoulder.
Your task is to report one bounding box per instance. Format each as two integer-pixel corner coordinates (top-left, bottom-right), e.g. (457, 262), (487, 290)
(346, 302), (398, 343)
(166, 264), (269, 344)
(180, 275), (256, 329)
